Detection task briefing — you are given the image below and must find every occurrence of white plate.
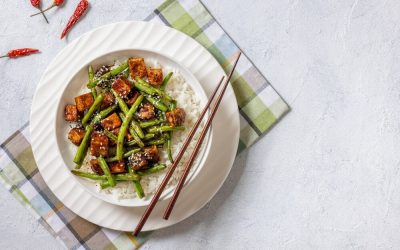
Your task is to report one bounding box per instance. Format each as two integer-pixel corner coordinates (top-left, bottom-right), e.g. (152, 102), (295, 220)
(57, 48), (212, 207)
(30, 21), (239, 231)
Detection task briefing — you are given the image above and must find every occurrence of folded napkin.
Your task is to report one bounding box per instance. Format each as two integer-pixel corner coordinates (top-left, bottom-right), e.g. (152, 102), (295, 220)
(0, 0), (289, 249)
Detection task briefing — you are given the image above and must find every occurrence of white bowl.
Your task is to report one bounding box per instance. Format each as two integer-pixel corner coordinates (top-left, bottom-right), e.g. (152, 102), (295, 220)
(56, 48), (212, 207)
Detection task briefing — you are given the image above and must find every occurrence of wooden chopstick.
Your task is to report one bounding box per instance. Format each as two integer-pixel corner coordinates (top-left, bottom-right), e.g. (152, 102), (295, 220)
(133, 75), (226, 236)
(163, 52), (242, 220)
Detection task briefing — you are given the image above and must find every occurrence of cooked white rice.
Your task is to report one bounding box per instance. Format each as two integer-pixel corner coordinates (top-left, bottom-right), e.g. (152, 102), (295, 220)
(79, 60), (204, 200)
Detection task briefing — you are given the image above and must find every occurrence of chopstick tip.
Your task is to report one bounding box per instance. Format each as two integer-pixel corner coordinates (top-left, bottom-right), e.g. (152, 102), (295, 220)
(235, 51), (242, 58)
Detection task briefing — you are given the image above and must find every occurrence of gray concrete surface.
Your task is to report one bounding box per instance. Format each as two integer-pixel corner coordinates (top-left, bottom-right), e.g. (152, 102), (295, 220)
(2, 0), (400, 249)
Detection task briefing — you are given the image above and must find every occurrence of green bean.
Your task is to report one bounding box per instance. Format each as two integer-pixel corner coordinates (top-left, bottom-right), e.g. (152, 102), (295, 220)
(105, 157), (117, 163)
(91, 88), (98, 99)
(87, 61), (129, 88)
(114, 173), (140, 181)
(103, 129), (118, 143)
(98, 156), (116, 187)
(166, 102), (176, 162)
(111, 89), (129, 114)
(88, 65), (97, 99)
(91, 104), (117, 124)
(166, 135), (173, 163)
(82, 94), (104, 126)
(116, 95), (144, 160)
(120, 113), (146, 144)
(134, 77), (173, 102)
(100, 176), (143, 192)
(122, 68), (129, 78)
(124, 148), (141, 157)
(144, 95), (168, 112)
(71, 170), (140, 181)
(71, 170), (105, 180)
(100, 181), (111, 189)
(125, 133), (155, 146)
(137, 164), (167, 176)
(148, 125), (185, 134)
(105, 148), (141, 162)
(129, 166), (144, 198)
(169, 100), (177, 111)
(129, 127), (145, 148)
(139, 119), (164, 128)
(109, 61), (129, 77)
(145, 138), (166, 146)
(131, 119), (144, 138)
(73, 125), (93, 166)
(160, 72), (173, 91)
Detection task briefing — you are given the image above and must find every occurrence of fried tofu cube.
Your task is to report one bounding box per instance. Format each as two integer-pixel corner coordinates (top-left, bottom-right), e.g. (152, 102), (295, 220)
(75, 93), (94, 112)
(129, 153), (149, 171)
(89, 159), (104, 176)
(166, 108), (186, 127)
(110, 161), (126, 174)
(68, 128), (85, 146)
(143, 145), (160, 162)
(112, 77), (132, 98)
(126, 91), (140, 107)
(90, 132), (109, 157)
(128, 58), (147, 79)
(147, 68), (163, 86)
(128, 146), (160, 171)
(64, 104), (79, 122)
(101, 113), (122, 130)
(101, 91), (115, 110)
(137, 102), (155, 120)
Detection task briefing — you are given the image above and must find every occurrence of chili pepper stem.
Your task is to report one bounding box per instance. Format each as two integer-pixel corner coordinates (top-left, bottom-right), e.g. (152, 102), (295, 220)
(30, 4), (55, 17)
(0, 55), (8, 59)
(38, 7), (49, 23)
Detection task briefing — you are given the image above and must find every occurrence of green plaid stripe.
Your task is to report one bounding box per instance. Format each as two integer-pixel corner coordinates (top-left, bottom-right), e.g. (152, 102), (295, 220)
(0, 126), (148, 249)
(149, 0), (289, 151)
(0, 0), (289, 249)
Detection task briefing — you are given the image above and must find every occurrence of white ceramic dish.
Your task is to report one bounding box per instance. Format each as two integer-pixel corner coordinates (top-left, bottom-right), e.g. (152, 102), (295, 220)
(57, 49), (212, 207)
(31, 21), (240, 231)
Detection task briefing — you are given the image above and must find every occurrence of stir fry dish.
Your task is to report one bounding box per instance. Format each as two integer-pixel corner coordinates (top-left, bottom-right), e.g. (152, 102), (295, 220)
(65, 57), (186, 198)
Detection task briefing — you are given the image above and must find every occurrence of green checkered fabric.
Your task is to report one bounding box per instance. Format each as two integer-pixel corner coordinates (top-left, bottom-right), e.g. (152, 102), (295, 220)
(0, 0), (289, 249)
(147, 0), (289, 152)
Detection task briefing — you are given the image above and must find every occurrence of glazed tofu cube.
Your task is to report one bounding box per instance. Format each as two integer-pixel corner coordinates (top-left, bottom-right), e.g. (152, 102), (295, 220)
(137, 102), (155, 120)
(166, 108), (186, 127)
(128, 146), (159, 171)
(126, 91), (140, 107)
(68, 128), (85, 146)
(64, 104), (79, 122)
(101, 91), (115, 109)
(128, 58), (147, 79)
(75, 93), (94, 112)
(147, 68), (163, 86)
(129, 153), (149, 171)
(101, 113), (122, 130)
(143, 145), (160, 162)
(112, 77), (132, 98)
(89, 159), (104, 176)
(90, 132), (109, 157)
(110, 161), (126, 174)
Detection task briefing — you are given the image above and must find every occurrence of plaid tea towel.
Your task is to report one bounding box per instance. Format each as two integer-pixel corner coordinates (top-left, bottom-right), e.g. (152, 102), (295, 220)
(0, 0), (289, 249)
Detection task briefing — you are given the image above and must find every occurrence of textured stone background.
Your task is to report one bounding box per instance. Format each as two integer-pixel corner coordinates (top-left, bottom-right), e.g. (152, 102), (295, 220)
(1, 0), (400, 249)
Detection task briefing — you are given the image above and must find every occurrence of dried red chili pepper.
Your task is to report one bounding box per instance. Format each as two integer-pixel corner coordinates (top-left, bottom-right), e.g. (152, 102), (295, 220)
(30, 0), (65, 17)
(0, 48), (40, 59)
(60, 0), (89, 39)
(30, 0), (49, 23)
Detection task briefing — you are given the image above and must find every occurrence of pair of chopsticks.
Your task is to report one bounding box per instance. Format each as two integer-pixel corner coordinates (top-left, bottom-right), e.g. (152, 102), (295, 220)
(133, 52), (242, 236)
